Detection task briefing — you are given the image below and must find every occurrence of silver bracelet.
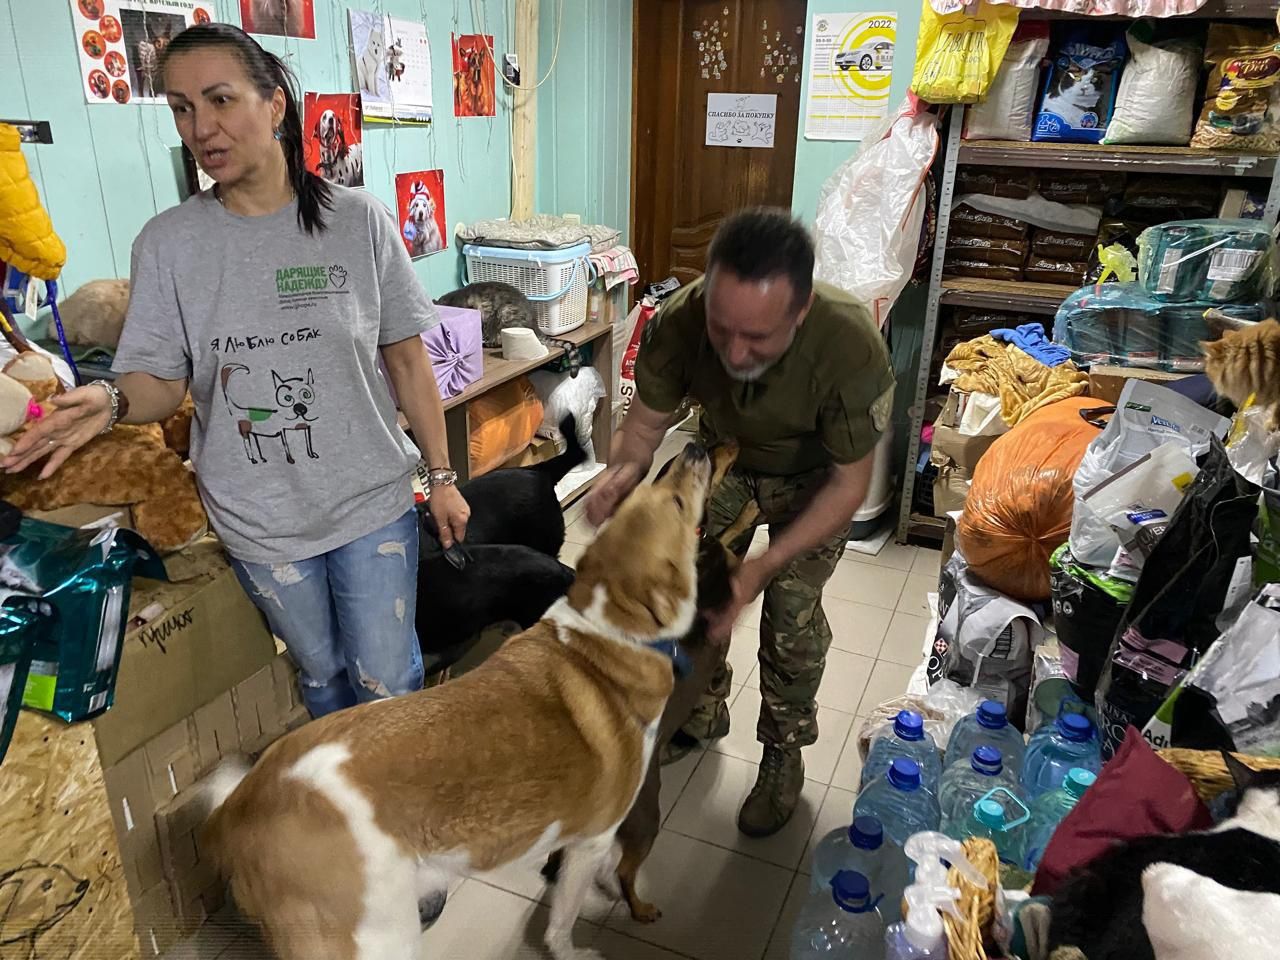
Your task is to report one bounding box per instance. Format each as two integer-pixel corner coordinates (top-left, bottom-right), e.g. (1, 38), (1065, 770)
(91, 380), (120, 435)
(426, 467), (458, 488)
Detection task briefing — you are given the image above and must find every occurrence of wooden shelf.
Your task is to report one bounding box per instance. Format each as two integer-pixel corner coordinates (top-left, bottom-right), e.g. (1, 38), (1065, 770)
(441, 320), (612, 412)
(956, 140), (1277, 179)
(940, 276), (1078, 315)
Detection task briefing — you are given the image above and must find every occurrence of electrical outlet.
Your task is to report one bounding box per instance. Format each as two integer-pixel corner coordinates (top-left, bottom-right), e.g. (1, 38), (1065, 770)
(503, 53), (520, 86)
(563, 213), (581, 224)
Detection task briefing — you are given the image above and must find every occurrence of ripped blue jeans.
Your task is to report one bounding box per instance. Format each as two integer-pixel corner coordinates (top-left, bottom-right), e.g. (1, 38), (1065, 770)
(229, 510), (423, 718)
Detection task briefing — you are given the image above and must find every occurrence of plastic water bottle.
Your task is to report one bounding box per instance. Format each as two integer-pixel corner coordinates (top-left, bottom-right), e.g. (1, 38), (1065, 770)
(1020, 713), (1102, 801)
(943, 700), (1027, 777)
(861, 710), (942, 791)
(810, 816), (886, 895)
(936, 746), (1021, 827)
(853, 758), (941, 849)
(1021, 767), (1097, 871)
(949, 792), (1031, 866)
(790, 870), (885, 960)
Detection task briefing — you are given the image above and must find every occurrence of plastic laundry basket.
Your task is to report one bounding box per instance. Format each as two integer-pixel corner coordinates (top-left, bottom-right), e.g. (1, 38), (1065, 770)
(462, 241), (592, 336)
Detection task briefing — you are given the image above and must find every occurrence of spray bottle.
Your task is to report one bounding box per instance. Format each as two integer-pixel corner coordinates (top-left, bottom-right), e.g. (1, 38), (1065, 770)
(882, 832), (987, 960)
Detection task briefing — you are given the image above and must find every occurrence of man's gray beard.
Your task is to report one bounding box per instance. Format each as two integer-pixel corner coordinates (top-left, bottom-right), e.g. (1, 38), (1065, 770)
(719, 355), (774, 382)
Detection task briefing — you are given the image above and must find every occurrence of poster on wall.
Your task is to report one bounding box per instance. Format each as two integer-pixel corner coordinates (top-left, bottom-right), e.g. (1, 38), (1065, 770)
(303, 93), (364, 188)
(239, 0), (315, 39)
(349, 10), (433, 124)
(71, 0), (215, 105)
(394, 171), (447, 259)
(705, 93), (777, 148)
(452, 34), (496, 118)
(803, 12), (897, 141)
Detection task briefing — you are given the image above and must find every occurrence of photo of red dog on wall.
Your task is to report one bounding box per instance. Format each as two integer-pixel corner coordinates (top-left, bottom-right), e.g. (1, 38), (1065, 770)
(452, 33), (496, 118)
(239, 0), (316, 40)
(394, 170), (446, 259)
(303, 92), (364, 188)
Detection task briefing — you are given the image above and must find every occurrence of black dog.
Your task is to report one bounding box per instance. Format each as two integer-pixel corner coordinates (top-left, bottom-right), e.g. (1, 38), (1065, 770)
(416, 416), (584, 671)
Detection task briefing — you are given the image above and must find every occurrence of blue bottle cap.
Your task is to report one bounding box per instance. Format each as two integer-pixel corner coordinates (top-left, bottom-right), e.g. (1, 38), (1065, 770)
(894, 709), (925, 742)
(831, 870), (873, 913)
(972, 745), (1003, 776)
(849, 816), (883, 850)
(887, 757), (922, 791)
(1058, 712), (1094, 742)
(1065, 768), (1097, 798)
(975, 799), (1006, 830)
(977, 700), (1008, 730)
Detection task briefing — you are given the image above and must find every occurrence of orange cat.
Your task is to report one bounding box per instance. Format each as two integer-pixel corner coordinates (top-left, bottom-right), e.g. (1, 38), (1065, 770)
(1202, 318), (1280, 430)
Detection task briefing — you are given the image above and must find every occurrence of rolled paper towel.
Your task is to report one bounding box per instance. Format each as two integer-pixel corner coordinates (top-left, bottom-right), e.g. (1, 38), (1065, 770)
(501, 327), (549, 361)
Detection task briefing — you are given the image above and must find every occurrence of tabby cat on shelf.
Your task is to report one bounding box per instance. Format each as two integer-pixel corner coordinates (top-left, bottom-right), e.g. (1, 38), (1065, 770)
(1202, 317), (1280, 430)
(435, 280), (581, 375)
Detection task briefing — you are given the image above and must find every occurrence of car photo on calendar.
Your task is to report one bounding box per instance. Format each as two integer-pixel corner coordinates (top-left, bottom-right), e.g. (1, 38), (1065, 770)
(835, 41), (893, 73)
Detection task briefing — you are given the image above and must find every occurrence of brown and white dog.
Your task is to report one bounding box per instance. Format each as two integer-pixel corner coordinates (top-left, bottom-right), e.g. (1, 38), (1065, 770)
(201, 443), (713, 960)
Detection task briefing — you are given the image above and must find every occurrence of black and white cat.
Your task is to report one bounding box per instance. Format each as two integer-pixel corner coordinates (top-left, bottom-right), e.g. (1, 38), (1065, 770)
(1042, 64), (1103, 129)
(1048, 751), (1280, 960)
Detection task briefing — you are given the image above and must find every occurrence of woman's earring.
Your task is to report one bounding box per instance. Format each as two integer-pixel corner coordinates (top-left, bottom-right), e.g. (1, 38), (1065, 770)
(273, 127), (283, 141)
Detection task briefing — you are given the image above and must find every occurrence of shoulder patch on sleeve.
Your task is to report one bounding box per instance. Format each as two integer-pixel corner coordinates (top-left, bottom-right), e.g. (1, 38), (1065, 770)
(870, 383), (895, 434)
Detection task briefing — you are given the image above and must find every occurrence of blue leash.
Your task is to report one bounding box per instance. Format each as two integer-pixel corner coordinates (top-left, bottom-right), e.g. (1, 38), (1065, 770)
(44, 280), (82, 386)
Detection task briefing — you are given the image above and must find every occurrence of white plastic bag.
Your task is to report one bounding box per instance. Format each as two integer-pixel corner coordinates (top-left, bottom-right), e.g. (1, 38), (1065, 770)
(815, 95), (939, 329)
(1104, 28), (1200, 146)
(964, 24), (1051, 142)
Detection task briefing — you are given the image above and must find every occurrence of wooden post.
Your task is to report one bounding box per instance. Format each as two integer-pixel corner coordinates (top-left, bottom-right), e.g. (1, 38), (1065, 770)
(511, 0), (539, 219)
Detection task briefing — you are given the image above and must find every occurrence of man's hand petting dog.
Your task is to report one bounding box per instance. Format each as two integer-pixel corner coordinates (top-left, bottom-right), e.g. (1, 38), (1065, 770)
(704, 554), (771, 644)
(427, 483), (471, 549)
(585, 461), (643, 527)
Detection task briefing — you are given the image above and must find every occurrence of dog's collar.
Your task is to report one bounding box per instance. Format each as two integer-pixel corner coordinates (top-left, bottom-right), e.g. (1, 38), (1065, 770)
(649, 638), (692, 678)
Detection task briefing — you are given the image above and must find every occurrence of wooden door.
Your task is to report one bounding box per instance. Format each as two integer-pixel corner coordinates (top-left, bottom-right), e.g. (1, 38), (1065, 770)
(631, 0), (808, 288)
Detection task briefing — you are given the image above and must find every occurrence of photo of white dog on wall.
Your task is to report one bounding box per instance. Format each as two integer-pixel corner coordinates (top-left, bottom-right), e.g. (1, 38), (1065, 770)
(395, 170), (446, 259)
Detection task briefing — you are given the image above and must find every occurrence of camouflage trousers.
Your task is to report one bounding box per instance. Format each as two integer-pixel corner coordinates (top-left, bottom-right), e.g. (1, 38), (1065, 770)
(683, 464), (847, 750)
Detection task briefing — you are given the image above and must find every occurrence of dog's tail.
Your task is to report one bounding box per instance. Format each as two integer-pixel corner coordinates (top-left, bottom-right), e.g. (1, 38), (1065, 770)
(533, 414), (587, 486)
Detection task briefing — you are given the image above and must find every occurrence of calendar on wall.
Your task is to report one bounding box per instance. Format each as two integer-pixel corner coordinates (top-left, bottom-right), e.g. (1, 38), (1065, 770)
(348, 9), (434, 124)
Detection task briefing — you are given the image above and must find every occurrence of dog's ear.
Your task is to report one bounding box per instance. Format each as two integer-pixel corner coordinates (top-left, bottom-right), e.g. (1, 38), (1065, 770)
(1223, 750), (1259, 793)
(335, 117), (345, 145)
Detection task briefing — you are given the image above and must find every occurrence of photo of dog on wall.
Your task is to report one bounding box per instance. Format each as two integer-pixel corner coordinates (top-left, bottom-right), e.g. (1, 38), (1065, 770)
(394, 170), (446, 259)
(452, 33), (496, 118)
(239, 0), (316, 40)
(303, 92), (364, 189)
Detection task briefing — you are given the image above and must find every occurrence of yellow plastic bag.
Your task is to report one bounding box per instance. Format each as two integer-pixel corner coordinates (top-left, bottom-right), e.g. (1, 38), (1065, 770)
(911, 0), (1020, 105)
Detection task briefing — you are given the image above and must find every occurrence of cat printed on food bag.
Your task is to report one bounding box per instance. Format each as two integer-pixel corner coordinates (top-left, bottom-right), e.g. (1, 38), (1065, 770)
(1034, 28), (1127, 145)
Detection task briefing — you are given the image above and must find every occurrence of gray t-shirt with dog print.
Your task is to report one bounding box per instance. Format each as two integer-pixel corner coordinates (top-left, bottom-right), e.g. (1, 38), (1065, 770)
(113, 185), (439, 564)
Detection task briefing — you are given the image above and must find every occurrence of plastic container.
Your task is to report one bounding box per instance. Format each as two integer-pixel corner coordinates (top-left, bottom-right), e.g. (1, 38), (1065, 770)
(810, 816), (886, 896)
(854, 758), (942, 849)
(861, 710), (942, 792)
(884, 833), (988, 960)
(1021, 767), (1097, 871)
(791, 870), (886, 959)
(462, 240), (591, 336)
(1020, 713), (1102, 801)
(943, 700), (1027, 777)
(937, 746), (1022, 827)
(947, 791), (1031, 866)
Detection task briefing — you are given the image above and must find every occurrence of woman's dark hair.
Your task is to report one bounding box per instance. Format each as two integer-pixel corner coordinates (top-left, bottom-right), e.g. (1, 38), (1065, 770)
(161, 23), (331, 235)
(707, 207), (815, 309)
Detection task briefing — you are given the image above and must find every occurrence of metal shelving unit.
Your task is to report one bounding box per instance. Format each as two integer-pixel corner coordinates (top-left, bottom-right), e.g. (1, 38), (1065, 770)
(894, 18), (1280, 543)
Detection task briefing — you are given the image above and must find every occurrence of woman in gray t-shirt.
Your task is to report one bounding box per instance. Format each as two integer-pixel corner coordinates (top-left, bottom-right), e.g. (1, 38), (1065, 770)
(2, 24), (467, 719)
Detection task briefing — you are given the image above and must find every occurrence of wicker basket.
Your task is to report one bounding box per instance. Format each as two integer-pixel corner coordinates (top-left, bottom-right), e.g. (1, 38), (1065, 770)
(943, 837), (1000, 960)
(1158, 747), (1280, 804)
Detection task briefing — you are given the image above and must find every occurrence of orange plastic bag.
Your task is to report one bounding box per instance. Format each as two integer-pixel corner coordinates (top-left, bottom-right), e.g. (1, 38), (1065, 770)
(467, 376), (544, 476)
(958, 396), (1106, 602)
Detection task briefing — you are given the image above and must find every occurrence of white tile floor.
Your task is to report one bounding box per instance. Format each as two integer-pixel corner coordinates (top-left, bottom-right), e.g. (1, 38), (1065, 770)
(171, 523), (940, 960)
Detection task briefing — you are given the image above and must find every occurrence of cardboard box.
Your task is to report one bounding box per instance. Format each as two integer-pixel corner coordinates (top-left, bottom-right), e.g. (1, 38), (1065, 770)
(93, 540), (276, 766)
(932, 460), (971, 518)
(929, 392), (1002, 473)
(1087, 365), (1188, 405)
(25, 503), (136, 530)
(500, 434), (560, 469)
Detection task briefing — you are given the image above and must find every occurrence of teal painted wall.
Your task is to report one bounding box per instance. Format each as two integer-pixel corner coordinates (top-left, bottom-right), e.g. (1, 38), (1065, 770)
(790, 0), (923, 222)
(1, 0), (520, 300)
(535, 0), (633, 239)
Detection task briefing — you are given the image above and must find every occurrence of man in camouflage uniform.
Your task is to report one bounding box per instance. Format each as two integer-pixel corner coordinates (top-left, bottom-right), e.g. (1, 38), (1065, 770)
(586, 209), (895, 837)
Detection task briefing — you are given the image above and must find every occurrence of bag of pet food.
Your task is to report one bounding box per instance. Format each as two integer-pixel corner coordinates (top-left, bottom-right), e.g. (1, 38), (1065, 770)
(946, 234), (1028, 267)
(1032, 228), (1097, 263)
(964, 22), (1051, 142)
(617, 298), (657, 421)
(1191, 23), (1280, 153)
(1024, 257), (1087, 286)
(954, 166), (1037, 200)
(1050, 543), (1134, 703)
(1036, 172), (1125, 207)
(927, 549), (1044, 729)
(5, 515), (166, 723)
(911, 0), (1020, 105)
(0, 601), (48, 768)
(1136, 219), (1276, 304)
(1119, 177), (1222, 226)
(1104, 22), (1201, 146)
(1033, 26), (1127, 144)
(1094, 437), (1260, 759)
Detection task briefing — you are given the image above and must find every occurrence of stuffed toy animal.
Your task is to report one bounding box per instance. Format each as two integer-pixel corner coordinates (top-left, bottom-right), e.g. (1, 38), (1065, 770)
(45, 278), (129, 350)
(0, 309), (207, 554)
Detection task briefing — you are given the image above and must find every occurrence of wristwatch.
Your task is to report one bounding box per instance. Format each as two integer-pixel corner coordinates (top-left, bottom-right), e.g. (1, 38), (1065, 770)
(90, 379), (129, 434)
(426, 467), (458, 488)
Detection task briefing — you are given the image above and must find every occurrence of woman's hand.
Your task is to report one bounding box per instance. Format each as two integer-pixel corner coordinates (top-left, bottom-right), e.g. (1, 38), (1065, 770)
(428, 483), (470, 549)
(1, 385), (112, 479)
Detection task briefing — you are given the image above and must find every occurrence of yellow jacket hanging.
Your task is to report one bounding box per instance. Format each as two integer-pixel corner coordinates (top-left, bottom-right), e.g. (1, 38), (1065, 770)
(0, 123), (66, 281)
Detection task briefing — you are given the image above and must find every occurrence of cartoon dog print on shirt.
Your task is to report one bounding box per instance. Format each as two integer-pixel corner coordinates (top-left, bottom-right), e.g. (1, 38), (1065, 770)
(220, 363), (320, 465)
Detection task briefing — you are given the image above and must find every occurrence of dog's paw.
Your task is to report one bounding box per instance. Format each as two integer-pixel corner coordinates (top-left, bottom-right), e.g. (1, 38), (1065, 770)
(629, 901), (662, 924)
